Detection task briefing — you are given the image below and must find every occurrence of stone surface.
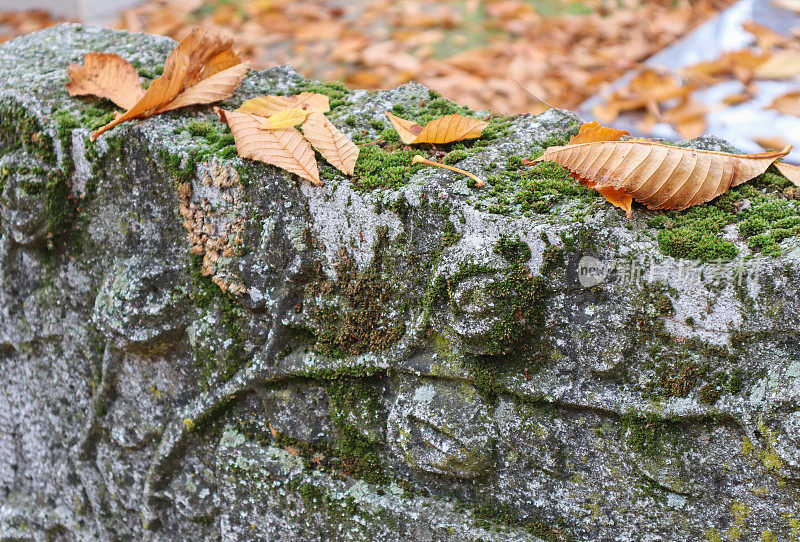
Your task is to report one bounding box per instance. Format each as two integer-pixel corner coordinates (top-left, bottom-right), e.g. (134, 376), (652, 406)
(1, 24), (800, 541)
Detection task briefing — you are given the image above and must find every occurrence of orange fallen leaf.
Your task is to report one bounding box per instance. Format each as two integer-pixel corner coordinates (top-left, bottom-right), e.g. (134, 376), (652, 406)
(681, 49), (769, 83)
(89, 27), (249, 140)
(238, 92), (331, 116)
(742, 21), (790, 50)
(385, 111), (488, 145)
(533, 122), (791, 217)
(301, 109), (359, 175)
(661, 98), (709, 139)
(753, 50), (800, 79)
(766, 90), (800, 116)
(593, 69), (695, 124)
(722, 92), (752, 106)
(774, 161), (800, 186)
(66, 52), (145, 110)
(754, 135), (792, 151)
(216, 107), (320, 185)
(257, 107), (311, 129)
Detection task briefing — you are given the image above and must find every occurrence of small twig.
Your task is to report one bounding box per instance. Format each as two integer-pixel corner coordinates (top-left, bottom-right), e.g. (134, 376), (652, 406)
(358, 137), (384, 147)
(412, 155), (485, 187)
(512, 77), (557, 110)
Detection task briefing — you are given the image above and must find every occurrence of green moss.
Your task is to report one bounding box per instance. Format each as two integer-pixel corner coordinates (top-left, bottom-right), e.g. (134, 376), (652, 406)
(647, 173), (800, 260)
(541, 245), (564, 274)
(187, 254), (246, 389)
(323, 374), (386, 484)
(161, 149), (198, 183)
(623, 414), (678, 458)
(369, 119), (385, 132)
(477, 160), (600, 216)
(184, 121), (216, 138)
(0, 100), (55, 163)
(471, 500), (571, 542)
(441, 221), (461, 247)
(494, 233), (531, 263)
(443, 149), (468, 165)
(305, 229), (405, 356)
(351, 143), (423, 191)
(80, 104), (117, 131)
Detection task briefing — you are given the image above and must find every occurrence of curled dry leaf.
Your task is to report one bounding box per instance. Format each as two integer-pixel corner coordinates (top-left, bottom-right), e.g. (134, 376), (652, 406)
(301, 109), (359, 176)
(216, 107), (320, 185)
(385, 111), (488, 145)
(89, 27), (248, 140)
(767, 90), (800, 116)
(257, 107), (311, 129)
(533, 122), (791, 217)
(754, 135), (792, 151)
(66, 52), (145, 110)
(774, 161), (800, 187)
(238, 92), (331, 116)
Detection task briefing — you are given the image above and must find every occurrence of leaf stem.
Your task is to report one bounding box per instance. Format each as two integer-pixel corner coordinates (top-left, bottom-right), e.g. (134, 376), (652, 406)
(412, 155), (485, 187)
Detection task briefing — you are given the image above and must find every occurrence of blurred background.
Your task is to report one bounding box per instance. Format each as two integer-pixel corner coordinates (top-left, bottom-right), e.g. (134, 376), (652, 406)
(3, 0), (800, 160)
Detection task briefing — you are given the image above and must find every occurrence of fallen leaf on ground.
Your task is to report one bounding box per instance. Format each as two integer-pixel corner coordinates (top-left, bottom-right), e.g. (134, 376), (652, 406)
(88, 27), (249, 140)
(754, 135), (792, 150)
(767, 90), (800, 116)
(722, 92), (752, 106)
(533, 122), (791, 216)
(774, 161), (800, 186)
(238, 92), (330, 116)
(257, 107), (311, 129)
(301, 109), (359, 175)
(216, 107), (320, 185)
(753, 49), (800, 79)
(66, 52), (145, 110)
(681, 49), (769, 83)
(661, 98), (709, 139)
(385, 111), (488, 144)
(592, 69), (694, 124)
(743, 21), (790, 50)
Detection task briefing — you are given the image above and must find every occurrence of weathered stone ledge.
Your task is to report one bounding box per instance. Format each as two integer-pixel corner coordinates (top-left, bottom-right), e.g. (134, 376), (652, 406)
(1, 24), (799, 541)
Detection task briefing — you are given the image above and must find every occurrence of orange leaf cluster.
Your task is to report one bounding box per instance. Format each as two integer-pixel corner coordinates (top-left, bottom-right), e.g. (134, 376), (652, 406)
(216, 92), (358, 185)
(66, 27), (249, 140)
(534, 121), (798, 217)
(595, 19), (800, 143)
(114, 0), (733, 115)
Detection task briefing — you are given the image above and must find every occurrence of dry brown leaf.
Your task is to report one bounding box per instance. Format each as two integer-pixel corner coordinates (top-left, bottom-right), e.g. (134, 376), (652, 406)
(681, 50), (769, 83)
(754, 135), (792, 151)
(301, 109), (359, 175)
(533, 122), (791, 216)
(66, 52), (145, 110)
(567, 120), (629, 144)
(661, 98), (709, 139)
(766, 90), (800, 115)
(238, 92), (331, 117)
(753, 50), (800, 79)
(774, 161), (800, 186)
(90, 27), (248, 140)
(742, 21), (790, 50)
(385, 111), (488, 145)
(216, 107), (320, 185)
(257, 107), (311, 129)
(722, 92), (752, 106)
(592, 69), (694, 124)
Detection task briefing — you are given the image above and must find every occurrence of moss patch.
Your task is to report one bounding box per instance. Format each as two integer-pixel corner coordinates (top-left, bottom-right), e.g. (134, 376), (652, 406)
(305, 229), (405, 356)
